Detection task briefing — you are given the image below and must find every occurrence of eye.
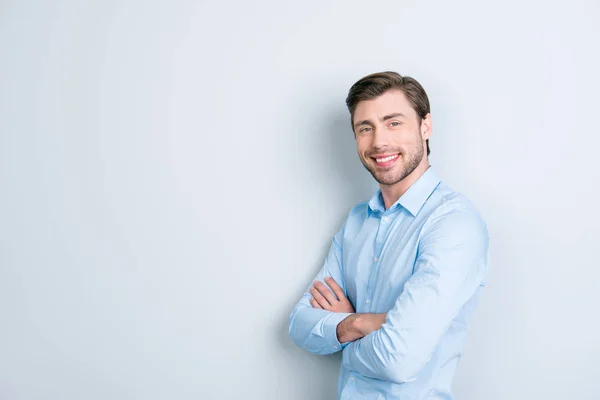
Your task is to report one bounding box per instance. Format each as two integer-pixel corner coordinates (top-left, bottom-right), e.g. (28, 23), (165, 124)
(359, 127), (372, 133)
(389, 121), (402, 127)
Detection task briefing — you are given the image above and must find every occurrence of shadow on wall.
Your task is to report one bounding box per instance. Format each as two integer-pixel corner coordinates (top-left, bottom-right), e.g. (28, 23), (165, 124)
(313, 108), (375, 207)
(275, 107), (374, 399)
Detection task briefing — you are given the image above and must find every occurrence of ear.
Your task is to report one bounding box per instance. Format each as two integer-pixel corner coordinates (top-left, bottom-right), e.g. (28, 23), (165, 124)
(420, 113), (432, 140)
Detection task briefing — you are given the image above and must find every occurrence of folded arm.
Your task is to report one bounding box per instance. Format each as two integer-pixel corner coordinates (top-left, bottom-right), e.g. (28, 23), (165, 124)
(335, 312), (387, 343)
(288, 228), (355, 355)
(342, 208), (490, 383)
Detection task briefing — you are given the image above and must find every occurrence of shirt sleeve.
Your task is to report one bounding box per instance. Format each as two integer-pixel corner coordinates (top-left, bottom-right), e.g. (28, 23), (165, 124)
(342, 205), (490, 383)
(288, 226), (354, 355)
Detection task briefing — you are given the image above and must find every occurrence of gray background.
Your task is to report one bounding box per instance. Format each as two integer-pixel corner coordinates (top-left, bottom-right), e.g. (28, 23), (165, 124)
(1, 0), (599, 399)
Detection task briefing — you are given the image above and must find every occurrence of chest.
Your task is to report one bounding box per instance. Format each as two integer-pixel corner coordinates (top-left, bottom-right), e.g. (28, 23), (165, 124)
(341, 211), (426, 312)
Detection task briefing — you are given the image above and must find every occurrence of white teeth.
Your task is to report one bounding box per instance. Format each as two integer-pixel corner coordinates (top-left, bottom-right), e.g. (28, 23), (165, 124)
(375, 154), (399, 163)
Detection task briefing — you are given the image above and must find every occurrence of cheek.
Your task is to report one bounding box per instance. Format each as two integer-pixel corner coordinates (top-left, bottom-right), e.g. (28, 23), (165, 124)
(355, 139), (368, 155)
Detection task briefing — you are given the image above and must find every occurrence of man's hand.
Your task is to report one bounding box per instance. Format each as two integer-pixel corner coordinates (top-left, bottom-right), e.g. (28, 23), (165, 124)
(309, 277), (355, 313)
(336, 313), (387, 343)
(308, 277), (386, 343)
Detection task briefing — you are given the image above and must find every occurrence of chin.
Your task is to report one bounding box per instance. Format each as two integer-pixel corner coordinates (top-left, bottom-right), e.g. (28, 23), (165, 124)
(376, 176), (402, 186)
(372, 170), (401, 186)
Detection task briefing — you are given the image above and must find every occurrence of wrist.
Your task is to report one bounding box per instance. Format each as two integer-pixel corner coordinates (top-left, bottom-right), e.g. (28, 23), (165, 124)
(352, 314), (373, 337)
(337, 314), (359, 343)
(355, 313), (386, 336)
(336, 313), (387, 343)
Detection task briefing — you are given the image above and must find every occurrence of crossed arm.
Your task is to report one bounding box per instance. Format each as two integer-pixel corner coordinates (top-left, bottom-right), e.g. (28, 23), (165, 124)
(288, 208), (489, 383)
(310, 277), (386, 343)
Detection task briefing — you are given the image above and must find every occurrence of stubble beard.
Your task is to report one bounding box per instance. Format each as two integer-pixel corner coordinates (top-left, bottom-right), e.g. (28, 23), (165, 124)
(361, 139), (424, 186)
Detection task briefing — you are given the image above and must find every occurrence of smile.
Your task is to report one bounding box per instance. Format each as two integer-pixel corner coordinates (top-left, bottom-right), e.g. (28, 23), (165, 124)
(375, 154), (399, 163)
(370, 153), (400, 167)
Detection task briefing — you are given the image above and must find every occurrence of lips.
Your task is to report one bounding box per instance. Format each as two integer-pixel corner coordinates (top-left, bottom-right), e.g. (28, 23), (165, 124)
(371, 153), (400, 167)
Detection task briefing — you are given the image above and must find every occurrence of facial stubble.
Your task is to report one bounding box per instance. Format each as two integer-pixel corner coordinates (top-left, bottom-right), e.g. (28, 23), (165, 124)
(360, 136), (424, 186)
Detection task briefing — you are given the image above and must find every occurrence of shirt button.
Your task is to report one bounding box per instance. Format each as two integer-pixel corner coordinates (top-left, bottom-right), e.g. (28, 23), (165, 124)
(333, 345), (338, 349)
(349, 376), (354, 381)
(382, 216), (388, 223)
(366, 298), (370, 304)
(374, 257), (378, 262)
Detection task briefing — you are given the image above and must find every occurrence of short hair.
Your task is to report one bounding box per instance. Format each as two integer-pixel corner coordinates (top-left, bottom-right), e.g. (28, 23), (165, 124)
(345, 71), (431, 156)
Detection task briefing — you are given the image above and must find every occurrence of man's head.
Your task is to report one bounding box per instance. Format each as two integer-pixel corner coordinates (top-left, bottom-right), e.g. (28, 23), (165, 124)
(346, 72), (432, 187)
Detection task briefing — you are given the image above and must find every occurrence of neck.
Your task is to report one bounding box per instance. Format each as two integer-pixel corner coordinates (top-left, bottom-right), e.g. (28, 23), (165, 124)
(380, 160), (431, 210)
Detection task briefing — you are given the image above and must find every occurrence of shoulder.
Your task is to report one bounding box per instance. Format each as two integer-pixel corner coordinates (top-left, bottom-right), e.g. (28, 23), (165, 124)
(334, 200), (371, 245)
(421, 182), (489, 243)
(348, 200), (370, 218)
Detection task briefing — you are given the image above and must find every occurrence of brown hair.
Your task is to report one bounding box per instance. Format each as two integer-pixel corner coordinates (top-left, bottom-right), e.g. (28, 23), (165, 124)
(346, 71), (431, 156)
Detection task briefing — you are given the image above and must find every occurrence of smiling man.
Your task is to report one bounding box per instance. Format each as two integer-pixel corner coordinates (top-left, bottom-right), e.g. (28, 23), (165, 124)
(288, 71), (490, 399)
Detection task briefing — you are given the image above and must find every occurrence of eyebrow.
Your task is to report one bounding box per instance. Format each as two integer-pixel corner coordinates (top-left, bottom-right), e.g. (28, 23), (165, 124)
(353, 112), (407, 129)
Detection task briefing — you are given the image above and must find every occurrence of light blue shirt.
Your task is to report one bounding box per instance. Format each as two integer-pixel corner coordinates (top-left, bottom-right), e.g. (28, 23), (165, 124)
(289, 166), (490, 399)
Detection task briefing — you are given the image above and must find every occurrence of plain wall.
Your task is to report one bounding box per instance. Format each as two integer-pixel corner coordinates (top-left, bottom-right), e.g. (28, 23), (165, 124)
(1, 1), (599, 399)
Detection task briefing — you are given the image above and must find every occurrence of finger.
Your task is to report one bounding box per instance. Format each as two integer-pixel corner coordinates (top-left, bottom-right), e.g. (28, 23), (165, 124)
(325, 277), (346, 301)
(310, 297), (322, 309)
(314, 281), (337, 304)
(310, 286), (331, 309)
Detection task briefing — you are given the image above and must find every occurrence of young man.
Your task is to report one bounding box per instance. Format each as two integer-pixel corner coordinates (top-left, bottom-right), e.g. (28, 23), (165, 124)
(288, 71), (490, 399)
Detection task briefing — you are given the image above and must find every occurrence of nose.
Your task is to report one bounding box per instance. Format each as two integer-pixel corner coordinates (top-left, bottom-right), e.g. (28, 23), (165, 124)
(371, 124), (392, 150)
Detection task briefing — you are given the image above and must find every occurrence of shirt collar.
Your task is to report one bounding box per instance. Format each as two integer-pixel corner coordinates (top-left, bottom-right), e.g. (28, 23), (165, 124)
(368, 166), (441, 217)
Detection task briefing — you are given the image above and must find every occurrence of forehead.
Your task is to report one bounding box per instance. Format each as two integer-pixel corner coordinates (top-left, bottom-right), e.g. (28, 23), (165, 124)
(353, 89), (417, 120)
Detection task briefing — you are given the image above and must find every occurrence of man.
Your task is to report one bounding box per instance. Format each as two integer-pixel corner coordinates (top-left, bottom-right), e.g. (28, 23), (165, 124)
(288, 71), (490, 399)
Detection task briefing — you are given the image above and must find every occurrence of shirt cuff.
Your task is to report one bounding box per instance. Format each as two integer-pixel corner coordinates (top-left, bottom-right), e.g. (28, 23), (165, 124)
(321, 312), (353, 352)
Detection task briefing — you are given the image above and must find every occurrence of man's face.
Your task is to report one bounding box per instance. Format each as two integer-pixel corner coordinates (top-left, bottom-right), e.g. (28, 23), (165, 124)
(353, 89), (430, 186)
